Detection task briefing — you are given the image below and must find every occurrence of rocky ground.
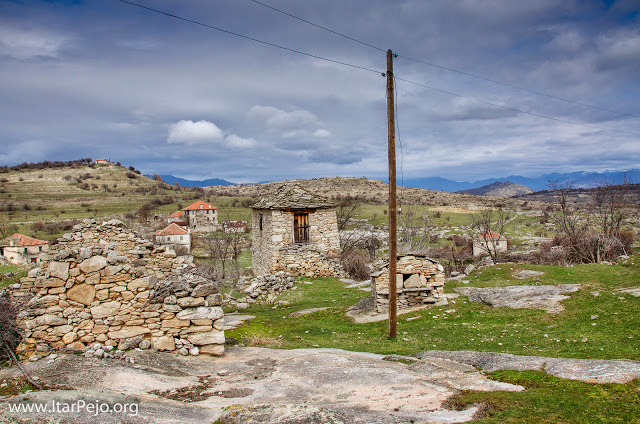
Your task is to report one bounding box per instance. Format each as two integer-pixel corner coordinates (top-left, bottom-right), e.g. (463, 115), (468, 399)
(1, 346), (639, 424)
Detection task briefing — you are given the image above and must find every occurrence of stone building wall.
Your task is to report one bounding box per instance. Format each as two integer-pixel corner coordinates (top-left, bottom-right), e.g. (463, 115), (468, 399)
(14, 219), (225, 357)
(252, 208), (343, 277)
(185, 209), (219, 232)
(371, 255), (447, 313)
(472, 238), (508, 257)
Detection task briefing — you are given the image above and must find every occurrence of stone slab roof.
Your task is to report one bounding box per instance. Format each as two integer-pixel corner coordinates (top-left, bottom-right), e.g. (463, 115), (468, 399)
(251, 182), (337, 210)
(374, 254), (439, 271)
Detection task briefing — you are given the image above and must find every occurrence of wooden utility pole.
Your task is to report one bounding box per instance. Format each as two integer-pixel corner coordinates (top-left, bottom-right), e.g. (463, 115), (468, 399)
(386, 49), (397, 338)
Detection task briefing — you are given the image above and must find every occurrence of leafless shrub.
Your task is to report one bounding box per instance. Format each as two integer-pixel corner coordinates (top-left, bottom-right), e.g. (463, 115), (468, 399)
(0, 295), (24, 362)
(340, 250), (370, 280)
(548, 178), (635, 263)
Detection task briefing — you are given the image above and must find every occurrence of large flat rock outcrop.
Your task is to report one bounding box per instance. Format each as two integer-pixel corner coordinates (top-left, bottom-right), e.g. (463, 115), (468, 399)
(455, 284), (581, 313)
(0, 347), (523, 424)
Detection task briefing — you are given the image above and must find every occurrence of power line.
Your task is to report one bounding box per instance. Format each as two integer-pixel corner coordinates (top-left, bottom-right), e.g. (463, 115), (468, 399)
(246, 0), (638, 120)
(396, 55), (640, 120)
(117, 0), (383, 75)
(247, 0), (386, 53)
(394, 76), (640, 136)
(118, 0), (639, 136)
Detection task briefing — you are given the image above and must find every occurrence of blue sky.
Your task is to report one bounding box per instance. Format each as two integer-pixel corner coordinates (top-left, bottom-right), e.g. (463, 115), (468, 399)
(1, 0), (638, 183)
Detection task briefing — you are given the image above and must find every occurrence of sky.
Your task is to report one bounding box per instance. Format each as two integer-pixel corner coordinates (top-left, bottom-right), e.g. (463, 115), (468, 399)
(1, 0), (639, 183)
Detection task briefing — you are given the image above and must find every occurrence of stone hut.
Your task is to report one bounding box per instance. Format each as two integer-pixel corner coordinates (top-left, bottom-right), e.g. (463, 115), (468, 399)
(13, 219), (225, 358)
(1, 233), (49, 266)
(371, 254), (447, 313)
(251, 183), (344, 277)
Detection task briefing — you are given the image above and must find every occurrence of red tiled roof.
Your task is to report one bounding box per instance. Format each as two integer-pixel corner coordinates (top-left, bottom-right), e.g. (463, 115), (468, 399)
(168, 211), (184, 218)
(182, 200), (218, 211)
(154, 223), (189, 236)
(480, 231), (501, 238)
(10, 233), (48, 247)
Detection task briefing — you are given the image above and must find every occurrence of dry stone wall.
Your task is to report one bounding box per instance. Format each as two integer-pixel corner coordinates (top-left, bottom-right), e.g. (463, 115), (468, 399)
(371, 255), (447, 313)
(14, 219), (225, 358)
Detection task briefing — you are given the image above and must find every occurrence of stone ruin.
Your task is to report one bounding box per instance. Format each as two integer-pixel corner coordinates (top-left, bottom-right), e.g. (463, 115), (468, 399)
(12, 219), (225, 358)
(235, 271), (295, 306)
(371, 254), (447, 313)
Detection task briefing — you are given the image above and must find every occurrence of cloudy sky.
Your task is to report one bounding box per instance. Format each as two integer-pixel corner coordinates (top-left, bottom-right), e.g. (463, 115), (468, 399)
(1, 0), (639, 183)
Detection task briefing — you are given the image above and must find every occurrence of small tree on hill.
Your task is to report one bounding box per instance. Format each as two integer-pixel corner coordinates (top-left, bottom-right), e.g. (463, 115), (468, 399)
(471, 208), (510, 262)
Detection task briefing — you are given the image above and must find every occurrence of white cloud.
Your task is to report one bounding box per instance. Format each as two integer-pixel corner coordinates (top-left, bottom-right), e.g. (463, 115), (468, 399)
(0, 27), (69, 59)
(225, 134), (256, 149)
(314, 129), (332, 138)
(167, 120), (224, 145)
(247, 105), (321, 131)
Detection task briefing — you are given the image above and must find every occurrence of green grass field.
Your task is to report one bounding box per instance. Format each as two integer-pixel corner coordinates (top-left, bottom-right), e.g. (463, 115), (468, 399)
(225, 255), (640, 423)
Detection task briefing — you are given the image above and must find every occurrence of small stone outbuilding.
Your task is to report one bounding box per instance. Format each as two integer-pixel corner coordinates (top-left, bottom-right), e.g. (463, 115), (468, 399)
(371, 254), (447, 313)
(251, 183), (344, 277)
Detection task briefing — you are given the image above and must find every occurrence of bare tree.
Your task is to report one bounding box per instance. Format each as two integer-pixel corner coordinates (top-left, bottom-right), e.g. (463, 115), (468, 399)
(136, 203), (154, 223)
(336, 196), (361, 232)
(471, 208), (510, 262)
(590, 178), (633, 240)
(397, 206), (432, 254)
(548, 178), (633, 263)
(200, 206), (247, 281)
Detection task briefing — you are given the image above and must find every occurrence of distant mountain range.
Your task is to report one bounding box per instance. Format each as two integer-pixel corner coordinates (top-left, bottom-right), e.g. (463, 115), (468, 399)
(146, 174), (234, 187)
(402, 169), (640, 192)
(150, 169), (640, 192)
(457, 181), (534, 197)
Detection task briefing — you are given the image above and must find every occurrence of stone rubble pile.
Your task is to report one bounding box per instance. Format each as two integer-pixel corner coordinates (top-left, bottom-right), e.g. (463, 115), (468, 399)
(13, 219), (225, 358)
(236, 271), (295, 304)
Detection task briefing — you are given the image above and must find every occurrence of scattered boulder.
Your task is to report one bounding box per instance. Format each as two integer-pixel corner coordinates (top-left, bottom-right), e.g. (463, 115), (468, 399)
(455, 284), (580, 313)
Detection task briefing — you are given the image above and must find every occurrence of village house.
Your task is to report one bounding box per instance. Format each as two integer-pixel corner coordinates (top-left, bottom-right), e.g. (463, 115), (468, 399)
(95, 158), (110, 165)
(1, 233), (48, 265)
(472, 231), (508, 257)
(153, 223), (191, 255)
(182, 200), (219, 232)
(167, 210), (187, 226)
(223, 220), (248, 233)
(370, 254), (447, 313)
(250, 183), (344, 277)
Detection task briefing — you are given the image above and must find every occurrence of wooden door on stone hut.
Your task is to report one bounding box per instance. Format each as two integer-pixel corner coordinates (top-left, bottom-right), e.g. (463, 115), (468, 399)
(293, 212), (310, 243)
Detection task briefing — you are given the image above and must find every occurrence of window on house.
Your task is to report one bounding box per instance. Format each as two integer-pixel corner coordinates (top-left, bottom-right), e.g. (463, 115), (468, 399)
(259, 214), (263, 231)
(293, 213), (310, 243)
